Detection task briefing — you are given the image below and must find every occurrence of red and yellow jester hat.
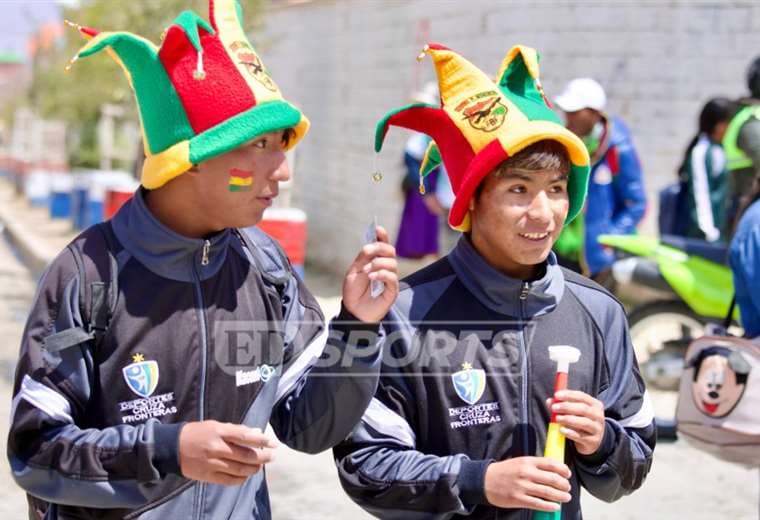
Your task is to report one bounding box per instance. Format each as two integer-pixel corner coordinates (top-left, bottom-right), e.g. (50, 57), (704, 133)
(67, 0), (309, 189)
(375, 44), (590, 232)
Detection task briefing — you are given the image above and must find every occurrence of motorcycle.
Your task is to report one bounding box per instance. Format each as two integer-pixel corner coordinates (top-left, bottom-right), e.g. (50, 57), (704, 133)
(598, 234), (738, 391)
(598, 234), (741, 440)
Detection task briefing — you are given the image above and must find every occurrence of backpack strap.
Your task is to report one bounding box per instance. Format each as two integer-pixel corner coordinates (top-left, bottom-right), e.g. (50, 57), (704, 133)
(43, 221), (119, 353)
(90, 221), (119, 344)
(234, 227), (291, 295)
(723, 295), (737, 331)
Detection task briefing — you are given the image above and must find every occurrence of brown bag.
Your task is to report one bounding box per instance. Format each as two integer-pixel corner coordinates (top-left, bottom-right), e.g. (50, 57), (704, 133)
(676, 332), (760, 467)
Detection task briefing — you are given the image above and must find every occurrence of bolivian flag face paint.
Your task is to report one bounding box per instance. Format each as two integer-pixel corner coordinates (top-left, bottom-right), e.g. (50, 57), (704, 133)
(228, 168), (253, 192)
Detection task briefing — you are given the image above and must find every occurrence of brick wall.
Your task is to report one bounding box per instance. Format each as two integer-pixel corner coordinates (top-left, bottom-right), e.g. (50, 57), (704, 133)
(258, 0), (760, 272)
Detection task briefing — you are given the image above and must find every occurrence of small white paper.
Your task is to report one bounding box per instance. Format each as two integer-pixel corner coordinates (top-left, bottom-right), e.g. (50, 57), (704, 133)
(364, 217), (385, 299)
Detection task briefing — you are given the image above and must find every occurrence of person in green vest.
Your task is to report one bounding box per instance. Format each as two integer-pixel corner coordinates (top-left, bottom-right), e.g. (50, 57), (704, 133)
(724, 56), (760, 229)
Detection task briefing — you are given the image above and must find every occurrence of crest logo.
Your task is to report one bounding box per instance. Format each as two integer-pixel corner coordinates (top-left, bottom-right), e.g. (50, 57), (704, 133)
(229, 41), (278, 92)
(122, 353), (159, 398)
(452, 362), (486, 405)
(454, 90), (507, 132)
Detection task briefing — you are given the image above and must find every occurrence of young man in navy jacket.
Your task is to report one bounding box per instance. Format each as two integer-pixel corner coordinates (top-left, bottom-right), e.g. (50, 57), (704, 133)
(9, 2), (398, 518)
(334, 43), (655, 519)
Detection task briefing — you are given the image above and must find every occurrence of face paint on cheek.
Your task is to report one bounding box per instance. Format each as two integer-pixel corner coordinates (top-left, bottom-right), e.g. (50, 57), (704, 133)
(228, 168), (253, 192)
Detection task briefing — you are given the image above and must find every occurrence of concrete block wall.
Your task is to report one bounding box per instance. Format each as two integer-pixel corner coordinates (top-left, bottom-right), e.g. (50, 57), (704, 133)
(257, 0), (760, 273)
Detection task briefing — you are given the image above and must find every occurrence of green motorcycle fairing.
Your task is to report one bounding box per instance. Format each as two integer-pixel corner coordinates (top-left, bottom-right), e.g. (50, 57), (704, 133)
(598, 234), (736, 320)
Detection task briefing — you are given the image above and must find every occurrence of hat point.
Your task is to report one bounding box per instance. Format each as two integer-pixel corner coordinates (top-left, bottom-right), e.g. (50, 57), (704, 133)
(64, 19), (99, 38)
(64, 54), (78, 72)
(417, 43), (452, 62)
(416, 45), (429, 62)
(67, 0), (309, 190)
(427, 43), (451, 51)
(166, 10), (215, 54)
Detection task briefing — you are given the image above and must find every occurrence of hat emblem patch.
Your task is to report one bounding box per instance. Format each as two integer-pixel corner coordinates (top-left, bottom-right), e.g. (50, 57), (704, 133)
(455, 90), (507, 132)
(230, 40), (277, 91)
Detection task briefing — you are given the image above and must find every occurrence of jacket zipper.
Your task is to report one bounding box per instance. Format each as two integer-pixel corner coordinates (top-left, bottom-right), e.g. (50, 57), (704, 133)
(201, 240), (210, 266)
(192, 242), (211, 519)
(519, 281), (530, 520)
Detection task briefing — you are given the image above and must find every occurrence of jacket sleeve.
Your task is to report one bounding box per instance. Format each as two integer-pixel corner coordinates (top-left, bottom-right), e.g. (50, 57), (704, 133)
(269, 270), (383, 454)
(729, 222), (760, 338)
(574, 299), (656, 502)
(608, 138), (647, 236)
(7, 250), (183, 509)
(333, 320), (489, 519)
(688, 140), (721, 242)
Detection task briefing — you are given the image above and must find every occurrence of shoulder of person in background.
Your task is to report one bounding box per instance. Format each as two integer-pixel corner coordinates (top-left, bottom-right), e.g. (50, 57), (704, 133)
(737, 113), (760, 165)
(729, 197), (760, 337)
(733, 196), (760, 238)
(608, 116), (637, 150)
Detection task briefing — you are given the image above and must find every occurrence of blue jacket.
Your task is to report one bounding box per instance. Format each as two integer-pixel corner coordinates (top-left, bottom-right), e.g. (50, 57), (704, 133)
(584, 117), (647, 275)
(730, 198), (760, 338)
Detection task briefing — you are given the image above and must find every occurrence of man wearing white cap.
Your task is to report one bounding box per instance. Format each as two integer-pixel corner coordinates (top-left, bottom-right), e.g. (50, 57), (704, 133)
(553, 78), (647, 281)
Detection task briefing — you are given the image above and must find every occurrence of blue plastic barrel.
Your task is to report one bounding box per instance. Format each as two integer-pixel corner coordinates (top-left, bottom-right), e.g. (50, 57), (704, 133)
(49, 191), (71, 219)
(71, 172), (108, 230)
(86, 198), (104, 227)
(49, 174), (74, 220)
(72, 185), (89, 230)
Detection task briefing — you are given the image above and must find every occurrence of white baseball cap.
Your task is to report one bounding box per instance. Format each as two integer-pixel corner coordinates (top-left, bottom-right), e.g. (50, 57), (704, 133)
(554, 78), (607, 112)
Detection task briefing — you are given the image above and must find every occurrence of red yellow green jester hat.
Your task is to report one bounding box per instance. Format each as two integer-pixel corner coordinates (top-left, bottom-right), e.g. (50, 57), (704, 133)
(67, 0), (309, 189)
(375, 44), (590, 232)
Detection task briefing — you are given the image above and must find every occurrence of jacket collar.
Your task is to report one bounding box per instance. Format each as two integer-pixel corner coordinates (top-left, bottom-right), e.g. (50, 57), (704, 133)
(447, 235), (564, 317)
(590, 115), (611, 166)
(111, 188), (232, 282)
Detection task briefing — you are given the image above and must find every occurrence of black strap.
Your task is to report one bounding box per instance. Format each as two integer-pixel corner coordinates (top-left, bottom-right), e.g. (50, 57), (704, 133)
(66, 240), (89, 325)
(235, 228), (257, 256)
(234, 228), (290, 288)
(52, 222), (119, 352)
(96, 221), (120, 321)
(90, 282), (109, 334)
(43, 327), (95, 353)
(234, 228), (293, 328)
(90, 222), (119, 344)
(723, 295), (737, 331)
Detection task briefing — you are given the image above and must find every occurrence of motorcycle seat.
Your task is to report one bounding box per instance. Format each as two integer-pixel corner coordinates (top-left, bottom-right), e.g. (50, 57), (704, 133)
(660, 235), (729, 265)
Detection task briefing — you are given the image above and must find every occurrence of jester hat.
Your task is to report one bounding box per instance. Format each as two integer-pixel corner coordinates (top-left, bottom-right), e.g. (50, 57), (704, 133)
(67, 0), (309, 189)
(375, 44), (590, 231)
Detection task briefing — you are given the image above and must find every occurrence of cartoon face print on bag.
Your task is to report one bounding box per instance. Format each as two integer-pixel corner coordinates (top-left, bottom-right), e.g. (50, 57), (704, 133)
(689, 346), (751, 417)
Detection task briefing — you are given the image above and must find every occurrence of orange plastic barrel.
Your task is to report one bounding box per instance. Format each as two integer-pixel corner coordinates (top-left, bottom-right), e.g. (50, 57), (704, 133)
(256, 208), (307, 271)
(105, 188), (134, 219)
